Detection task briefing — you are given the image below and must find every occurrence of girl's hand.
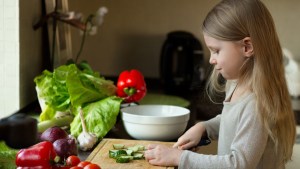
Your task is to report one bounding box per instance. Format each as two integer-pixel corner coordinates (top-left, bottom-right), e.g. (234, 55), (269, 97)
(173, 122), (206, 150)
(144, 144), (182, 166)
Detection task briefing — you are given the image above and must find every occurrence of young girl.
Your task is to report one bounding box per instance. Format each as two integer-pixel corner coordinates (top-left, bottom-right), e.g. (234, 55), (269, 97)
(144, 0), (296, 168)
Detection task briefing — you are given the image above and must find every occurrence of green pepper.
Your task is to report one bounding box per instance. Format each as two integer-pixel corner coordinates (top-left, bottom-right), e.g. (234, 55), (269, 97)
(116, 69), (147, 103)
(15, 141), (57, 169)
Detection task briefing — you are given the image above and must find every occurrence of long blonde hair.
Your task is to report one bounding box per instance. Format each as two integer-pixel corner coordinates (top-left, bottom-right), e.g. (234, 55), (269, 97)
(202, 0), (296, 163)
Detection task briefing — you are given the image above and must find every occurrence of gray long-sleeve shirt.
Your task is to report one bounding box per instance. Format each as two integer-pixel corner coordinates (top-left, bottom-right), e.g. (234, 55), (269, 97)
(179, 82), (284, 169)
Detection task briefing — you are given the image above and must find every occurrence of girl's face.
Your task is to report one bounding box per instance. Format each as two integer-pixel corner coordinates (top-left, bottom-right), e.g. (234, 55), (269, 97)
(204, 34), (247, 80)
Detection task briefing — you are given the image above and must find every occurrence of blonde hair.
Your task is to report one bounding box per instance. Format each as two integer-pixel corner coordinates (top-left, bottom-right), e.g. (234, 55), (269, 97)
(202, 0), (296, 164)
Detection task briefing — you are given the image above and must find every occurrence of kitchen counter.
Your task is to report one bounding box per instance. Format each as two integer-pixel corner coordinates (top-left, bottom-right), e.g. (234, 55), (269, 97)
(21, 98), (300, 167)
(82, 121), (300, 169)
(85, 138), (217, 169)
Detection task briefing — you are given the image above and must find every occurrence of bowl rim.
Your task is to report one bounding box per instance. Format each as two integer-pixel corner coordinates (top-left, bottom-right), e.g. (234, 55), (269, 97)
(121, 105), (190, 116)
(120, 105), (190, 124)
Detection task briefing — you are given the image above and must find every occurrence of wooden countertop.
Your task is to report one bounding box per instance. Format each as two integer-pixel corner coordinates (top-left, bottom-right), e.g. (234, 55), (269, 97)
(85, 138), (217, 169)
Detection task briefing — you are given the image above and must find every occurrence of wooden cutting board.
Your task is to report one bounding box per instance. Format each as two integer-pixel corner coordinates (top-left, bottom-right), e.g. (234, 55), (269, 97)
(86, 138), (176, 169)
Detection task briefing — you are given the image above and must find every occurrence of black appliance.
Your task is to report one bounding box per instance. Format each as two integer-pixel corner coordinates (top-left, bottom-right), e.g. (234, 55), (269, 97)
(160, 31), (205, 97)
(0, 112), (38, 149)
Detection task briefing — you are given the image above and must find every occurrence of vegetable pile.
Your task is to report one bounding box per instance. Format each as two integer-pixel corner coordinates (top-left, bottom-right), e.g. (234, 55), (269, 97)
(34, 62), (124, 149)
(15, 140), (101, 169)
(39, 126), (78, 161)
(5, 60), (148, 168)
(28, 62), (147, 167)
(34, 61), (147, 151)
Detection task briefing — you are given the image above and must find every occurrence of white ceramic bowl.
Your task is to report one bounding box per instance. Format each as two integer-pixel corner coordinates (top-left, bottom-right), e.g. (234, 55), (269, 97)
(121, 105), (190, 141)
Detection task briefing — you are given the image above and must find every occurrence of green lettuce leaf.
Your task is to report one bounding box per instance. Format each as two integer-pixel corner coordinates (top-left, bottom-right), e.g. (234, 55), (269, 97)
(66, 71), (116, 108)
(34, 63), (117, 121)
(0, 141), (18, 169)
(70, 96), (123, 139)
(34, 65), (72, 112)
(39, 105), (56, 121)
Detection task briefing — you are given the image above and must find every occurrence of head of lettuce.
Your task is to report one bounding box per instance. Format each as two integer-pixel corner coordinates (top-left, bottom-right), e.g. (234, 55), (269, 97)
(34, 62), (123, 140)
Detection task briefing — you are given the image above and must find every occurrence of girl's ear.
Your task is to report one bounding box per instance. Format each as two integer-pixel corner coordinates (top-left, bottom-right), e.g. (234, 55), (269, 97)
(242, 37), (254, 57)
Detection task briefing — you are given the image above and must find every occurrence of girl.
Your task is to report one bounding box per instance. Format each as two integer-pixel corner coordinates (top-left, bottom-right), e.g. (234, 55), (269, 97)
(144, 0), (296, 168)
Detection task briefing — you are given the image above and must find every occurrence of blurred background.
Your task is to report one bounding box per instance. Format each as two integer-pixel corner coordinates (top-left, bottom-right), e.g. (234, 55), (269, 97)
(1, 0), (300, 121)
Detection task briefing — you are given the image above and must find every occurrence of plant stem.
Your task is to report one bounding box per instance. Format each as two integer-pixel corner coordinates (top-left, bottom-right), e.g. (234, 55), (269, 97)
(79, 109), (87, 133)
(51, 0), (59, 70)
(37, 115), (74, 133)
(75, 15), (94, 64)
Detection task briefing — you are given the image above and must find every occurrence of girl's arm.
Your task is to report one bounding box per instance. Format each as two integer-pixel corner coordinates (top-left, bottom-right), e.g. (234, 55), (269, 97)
(173, 115), (221, 150)
(145, 115), (221, 167)
(173, 122), (206, 150)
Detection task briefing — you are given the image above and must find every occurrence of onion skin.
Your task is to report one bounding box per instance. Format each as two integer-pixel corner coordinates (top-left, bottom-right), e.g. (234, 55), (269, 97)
(40, 126), (68, 143)
(53, 138), (78, 160)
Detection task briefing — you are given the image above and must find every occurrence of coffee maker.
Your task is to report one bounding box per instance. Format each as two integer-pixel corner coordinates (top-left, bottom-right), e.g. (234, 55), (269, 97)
(160, 31), (205, 97)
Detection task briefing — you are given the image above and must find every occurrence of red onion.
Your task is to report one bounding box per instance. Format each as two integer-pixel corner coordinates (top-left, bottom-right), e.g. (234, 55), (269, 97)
(53, 138), (78, 160)
(40, 126), (68, 143)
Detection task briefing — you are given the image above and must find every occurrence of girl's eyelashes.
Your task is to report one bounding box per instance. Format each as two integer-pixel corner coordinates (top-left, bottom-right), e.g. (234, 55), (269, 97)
(212, 50), (219, 54)
(208, 47), (219, 54)
(210, 49), (219, 54)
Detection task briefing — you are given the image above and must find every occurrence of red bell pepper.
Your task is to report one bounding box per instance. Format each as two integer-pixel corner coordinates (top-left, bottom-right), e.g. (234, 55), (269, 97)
(116, 69), (147, 103)
(16, 141), (57, 169)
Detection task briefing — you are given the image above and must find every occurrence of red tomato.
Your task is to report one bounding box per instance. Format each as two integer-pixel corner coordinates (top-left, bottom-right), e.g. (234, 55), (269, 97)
(77, 161), (91, 168)
(70, 167), (83, 169)
(52, 165), (71, 169)
(66, 155), (81, 166)
(83, 164), (101, 169)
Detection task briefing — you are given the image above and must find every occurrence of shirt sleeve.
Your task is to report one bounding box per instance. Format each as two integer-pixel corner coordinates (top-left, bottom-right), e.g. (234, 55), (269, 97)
(203, 114), (221, 140)
(178, 101), (269, 169)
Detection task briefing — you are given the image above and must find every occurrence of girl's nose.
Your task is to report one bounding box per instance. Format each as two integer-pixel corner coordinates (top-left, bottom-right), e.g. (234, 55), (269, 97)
(209, 56), (217, 65)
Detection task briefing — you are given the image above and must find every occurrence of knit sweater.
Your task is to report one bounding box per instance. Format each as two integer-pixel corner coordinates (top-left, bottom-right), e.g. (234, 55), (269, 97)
(178, 82), (284, 169)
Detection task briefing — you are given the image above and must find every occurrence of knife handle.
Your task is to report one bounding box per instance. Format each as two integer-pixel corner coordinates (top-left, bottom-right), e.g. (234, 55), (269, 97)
(198, 138), (211, 146)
